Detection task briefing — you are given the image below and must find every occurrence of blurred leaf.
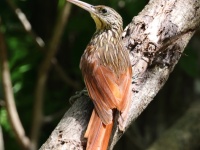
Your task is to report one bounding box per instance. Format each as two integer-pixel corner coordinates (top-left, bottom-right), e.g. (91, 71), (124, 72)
(0, 108), (11, 132)
(13, 81), (23, 93)
(18, 64), (31, 73)
(58, 0), (66, 11)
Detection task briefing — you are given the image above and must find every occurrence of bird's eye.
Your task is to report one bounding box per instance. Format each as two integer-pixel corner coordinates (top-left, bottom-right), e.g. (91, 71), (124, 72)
(101, 8), (107, 14)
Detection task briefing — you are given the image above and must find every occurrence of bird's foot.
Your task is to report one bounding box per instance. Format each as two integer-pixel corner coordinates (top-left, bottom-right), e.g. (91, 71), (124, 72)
(69, 88), (88, 104)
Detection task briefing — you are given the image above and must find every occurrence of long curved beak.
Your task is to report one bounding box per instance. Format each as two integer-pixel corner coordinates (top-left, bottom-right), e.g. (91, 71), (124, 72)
(67, 0), (96, 14)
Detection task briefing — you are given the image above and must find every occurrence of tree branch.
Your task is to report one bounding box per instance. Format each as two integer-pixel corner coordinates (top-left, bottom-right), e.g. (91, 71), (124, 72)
(6, 0), (45, 48)
(51, 58), (82, 90)
(0, 21), (30, 150)
(0, 125), (5, 150)
(6, 0), (79, 90)
(40, 0), (200, 149)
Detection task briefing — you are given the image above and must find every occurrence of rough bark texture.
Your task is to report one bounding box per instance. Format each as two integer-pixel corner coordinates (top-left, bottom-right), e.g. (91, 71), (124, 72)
(40, 96), (93, 150)
(40, 0), (200, 149)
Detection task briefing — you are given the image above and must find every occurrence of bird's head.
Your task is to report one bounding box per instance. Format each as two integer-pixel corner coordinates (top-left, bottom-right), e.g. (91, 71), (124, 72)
(68, 0), (123, 32)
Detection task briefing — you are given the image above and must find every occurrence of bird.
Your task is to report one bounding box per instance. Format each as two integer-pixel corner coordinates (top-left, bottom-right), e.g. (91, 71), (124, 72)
(67, 0), (132, 149)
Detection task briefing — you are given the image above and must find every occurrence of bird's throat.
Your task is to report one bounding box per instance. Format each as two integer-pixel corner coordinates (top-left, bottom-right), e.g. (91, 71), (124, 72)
(91, 14), (105, 30)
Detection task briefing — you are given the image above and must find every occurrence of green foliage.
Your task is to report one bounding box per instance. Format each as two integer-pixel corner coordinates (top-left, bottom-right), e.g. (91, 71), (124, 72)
(58, 0), (66, 11)
(0, 0), (199, 150)
(0, 108), (11, 132)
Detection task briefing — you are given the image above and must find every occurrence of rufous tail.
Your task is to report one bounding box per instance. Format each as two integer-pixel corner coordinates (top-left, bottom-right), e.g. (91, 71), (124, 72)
(84, 110), (114, 150)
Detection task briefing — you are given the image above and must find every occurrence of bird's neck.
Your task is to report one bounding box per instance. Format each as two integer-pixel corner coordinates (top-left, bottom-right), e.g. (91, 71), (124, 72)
(90, 27), (122, 47)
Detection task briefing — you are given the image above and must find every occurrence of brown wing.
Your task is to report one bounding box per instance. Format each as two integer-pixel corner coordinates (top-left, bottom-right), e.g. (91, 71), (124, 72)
(82, 57), (132, 125)
(80, 43), (132, 125)
(117, 67), (132, 131)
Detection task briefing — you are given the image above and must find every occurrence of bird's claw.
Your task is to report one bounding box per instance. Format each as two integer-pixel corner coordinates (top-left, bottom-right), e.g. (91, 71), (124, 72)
(69, 88), (88, 104)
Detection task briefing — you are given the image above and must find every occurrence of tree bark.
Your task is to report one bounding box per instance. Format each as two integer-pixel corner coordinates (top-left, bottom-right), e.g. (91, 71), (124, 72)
(40, 0), (200, 149)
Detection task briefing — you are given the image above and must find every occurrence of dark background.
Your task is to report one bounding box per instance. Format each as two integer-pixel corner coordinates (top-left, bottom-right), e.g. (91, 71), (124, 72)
(0, 0), (200, 150)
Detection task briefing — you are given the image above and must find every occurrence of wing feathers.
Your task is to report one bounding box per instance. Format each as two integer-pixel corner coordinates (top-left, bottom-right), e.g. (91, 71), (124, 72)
(84, 76), (113, 124)
(83, 61), (131, 125)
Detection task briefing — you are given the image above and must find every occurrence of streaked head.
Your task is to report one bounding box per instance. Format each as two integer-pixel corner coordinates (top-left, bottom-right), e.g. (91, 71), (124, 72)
(68, 0), (123, 32)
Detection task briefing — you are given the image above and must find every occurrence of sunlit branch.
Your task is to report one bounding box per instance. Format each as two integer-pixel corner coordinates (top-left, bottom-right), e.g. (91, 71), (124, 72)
(6, 0), (45, 48)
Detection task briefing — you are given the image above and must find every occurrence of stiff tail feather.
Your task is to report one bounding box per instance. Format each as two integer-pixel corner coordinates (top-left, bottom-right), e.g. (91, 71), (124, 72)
(84, 110), (114, 150)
